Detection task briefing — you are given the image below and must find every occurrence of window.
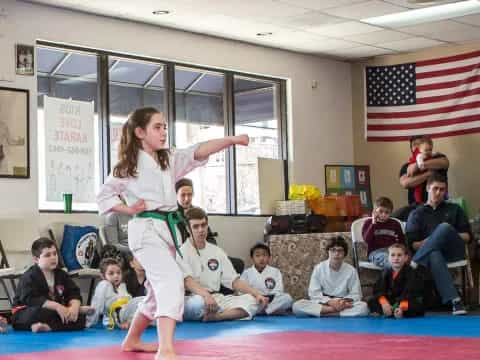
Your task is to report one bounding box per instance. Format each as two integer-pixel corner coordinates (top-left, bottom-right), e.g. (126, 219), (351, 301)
(108, 57), (166, 165)
(37, 43), (287, 214)
(37, 47), (100, 211)
(234, 76), (281, 214)
(174, 67), (227, 213)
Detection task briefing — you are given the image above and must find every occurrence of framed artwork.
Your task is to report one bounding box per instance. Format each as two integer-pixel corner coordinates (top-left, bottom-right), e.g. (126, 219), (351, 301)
(0, 87), (29, 178)
(325, 164), (372, 211)
(15, 44), (35, 76)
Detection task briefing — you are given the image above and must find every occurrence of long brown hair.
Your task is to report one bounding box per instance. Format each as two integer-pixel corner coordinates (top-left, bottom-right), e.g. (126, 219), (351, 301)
(113, 107), (170, 178)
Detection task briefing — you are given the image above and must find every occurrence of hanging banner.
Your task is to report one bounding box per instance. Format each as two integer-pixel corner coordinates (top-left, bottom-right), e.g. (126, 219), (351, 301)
(44, 96), (95, 203)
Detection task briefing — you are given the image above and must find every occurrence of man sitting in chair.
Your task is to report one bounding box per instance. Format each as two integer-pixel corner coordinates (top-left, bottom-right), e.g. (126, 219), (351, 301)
(406, 172), (470, 315)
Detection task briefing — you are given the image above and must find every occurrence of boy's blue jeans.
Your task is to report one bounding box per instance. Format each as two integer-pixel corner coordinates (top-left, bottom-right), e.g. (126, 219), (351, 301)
(368, 248), (390, 269)
(412, 223), (466, 304)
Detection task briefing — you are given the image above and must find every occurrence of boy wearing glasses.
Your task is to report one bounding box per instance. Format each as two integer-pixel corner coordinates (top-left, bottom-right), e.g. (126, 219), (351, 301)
(179, 207), (268, 322)
(293, 237), (368, 317)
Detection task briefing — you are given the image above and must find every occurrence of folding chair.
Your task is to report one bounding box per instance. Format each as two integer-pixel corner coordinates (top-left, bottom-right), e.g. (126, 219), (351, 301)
(351, 217), (471, 301)
(0, 240), (25, 306)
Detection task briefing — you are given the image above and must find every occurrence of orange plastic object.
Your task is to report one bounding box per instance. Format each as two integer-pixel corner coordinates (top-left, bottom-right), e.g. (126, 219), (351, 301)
(308, 196), (338, 216)
(336, 195), (361, 217)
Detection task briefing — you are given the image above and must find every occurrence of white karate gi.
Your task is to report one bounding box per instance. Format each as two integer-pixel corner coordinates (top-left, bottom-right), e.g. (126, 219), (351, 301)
(292, 260), (369, 317)
(180, 240), (259, 320)
(86, 280), (144, 328)
(97, 145), (206, 321)
(240, 265), (292, 314)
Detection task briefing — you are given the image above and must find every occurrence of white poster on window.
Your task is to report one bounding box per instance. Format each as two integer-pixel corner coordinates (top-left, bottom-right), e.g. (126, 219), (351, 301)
(44, 96), (95, 203)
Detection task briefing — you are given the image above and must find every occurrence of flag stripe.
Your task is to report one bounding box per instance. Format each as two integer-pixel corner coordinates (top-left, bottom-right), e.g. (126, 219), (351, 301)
(416, 74), (480, 92)
(416, 63), (480, 80)
(417, 79), (480, 97)
(416, 87), (480, 104)
(417, 71), (480, 86)
(368, 100), (480, 119)
(368, 94), (480, 114)
(367, 114), (480, 131)
(367, 108), (480, 125)
(416, 50), (480, 67)
(367, 127), (480, 141)
(367, 119), (480, 137)
(416, 55), (480, 74)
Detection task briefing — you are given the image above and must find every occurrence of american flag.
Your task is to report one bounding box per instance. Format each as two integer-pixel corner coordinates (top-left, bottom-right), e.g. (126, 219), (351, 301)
(365, 50), (480, 141)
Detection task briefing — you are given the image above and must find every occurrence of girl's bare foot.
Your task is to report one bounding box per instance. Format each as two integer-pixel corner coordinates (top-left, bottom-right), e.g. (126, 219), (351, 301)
(31, 323), (51, 333)
(121, 339), (158, 352)
(79, 306), (95, 315)
(155, 348), (177, 360)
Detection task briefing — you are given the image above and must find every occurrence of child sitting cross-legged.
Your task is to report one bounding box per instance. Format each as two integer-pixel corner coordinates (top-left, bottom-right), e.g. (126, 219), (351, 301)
(87, 258), (146, 329)
(11, 237), (93, 333)
(292, 236), (369, 318)
(367, 243), (425, 319)
(240, 243), (293, 315)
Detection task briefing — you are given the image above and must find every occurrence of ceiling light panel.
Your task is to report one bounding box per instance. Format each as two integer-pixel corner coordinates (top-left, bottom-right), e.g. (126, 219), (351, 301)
(276, 0), (367, 11)
(323, 0), (407, 20)
(306, 21), (384, 37)
(382, 0), (464, 9)
(400, 19), (480, 41)
(363, 0), (480, 28)
(454, 13), (480, 26)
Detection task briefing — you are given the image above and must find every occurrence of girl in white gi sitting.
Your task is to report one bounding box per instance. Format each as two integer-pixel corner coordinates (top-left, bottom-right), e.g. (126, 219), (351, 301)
(241, 243), (293, 315)
(87, 258), (145, 329)
(293, 236), (369, 318)
(97, 107), (249, 360)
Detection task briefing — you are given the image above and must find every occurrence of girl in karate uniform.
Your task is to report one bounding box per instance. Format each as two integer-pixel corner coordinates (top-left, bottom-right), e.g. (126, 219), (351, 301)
(97, 107), (248, 360)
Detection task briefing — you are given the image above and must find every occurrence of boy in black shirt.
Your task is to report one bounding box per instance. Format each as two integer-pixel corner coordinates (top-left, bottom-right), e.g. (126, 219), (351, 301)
(11, 237), (93, 332)
(368, 243), (424, 318)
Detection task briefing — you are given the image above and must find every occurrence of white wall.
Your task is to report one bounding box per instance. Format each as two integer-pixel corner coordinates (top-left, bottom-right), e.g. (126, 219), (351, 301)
(0, 0), (353, 259)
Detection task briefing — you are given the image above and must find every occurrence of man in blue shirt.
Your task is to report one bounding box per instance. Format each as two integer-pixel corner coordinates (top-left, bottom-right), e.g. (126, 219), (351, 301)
(406, 172), (470, 315)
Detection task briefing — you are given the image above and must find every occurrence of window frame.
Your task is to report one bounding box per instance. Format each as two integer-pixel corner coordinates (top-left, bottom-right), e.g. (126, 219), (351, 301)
(37, 40), (289, 216)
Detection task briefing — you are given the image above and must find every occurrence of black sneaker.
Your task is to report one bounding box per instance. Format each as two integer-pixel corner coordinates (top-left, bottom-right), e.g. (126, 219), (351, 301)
(452, 300), (467, 316)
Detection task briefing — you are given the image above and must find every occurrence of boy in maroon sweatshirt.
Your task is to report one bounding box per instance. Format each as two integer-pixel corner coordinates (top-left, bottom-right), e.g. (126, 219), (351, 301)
(362, 197), (405, 268)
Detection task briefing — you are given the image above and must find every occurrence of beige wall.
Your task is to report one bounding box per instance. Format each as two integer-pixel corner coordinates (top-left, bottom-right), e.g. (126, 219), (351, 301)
(352, 43), (480, 216)
(0, 1), (354, 261)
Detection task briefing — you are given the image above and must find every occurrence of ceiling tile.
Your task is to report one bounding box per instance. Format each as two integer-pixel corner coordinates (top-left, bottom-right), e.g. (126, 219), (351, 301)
(454, 13), (480, 26)
(268, 11), (345, 28)
(343, 29), (412, 44)
(400, 20), (480, 42)
(306, 38), (364, 51)
(276, 0), (368, 11)
(306, 21), (383, 37)
(323, 0), (407, 20)
(381, 0), (462, 9)
(327, 45), (396, 58)
(378, 36), (445, 51)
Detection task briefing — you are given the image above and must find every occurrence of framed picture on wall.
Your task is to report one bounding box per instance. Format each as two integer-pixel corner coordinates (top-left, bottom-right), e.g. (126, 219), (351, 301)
(15, 44), (35, 76)
(0, 87), (30, 178)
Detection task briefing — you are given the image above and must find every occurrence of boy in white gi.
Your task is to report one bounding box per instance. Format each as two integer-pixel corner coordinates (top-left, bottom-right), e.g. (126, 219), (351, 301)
(180, 207), (268, 322)
(87, 258), (145, 329)
(97, 107), (249, 360)
(240, 243), (292, 315)
(293, 236), (369, 317)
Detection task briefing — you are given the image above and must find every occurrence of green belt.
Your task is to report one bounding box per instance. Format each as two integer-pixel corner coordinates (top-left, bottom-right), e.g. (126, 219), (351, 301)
(136, 210), (185, 258)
